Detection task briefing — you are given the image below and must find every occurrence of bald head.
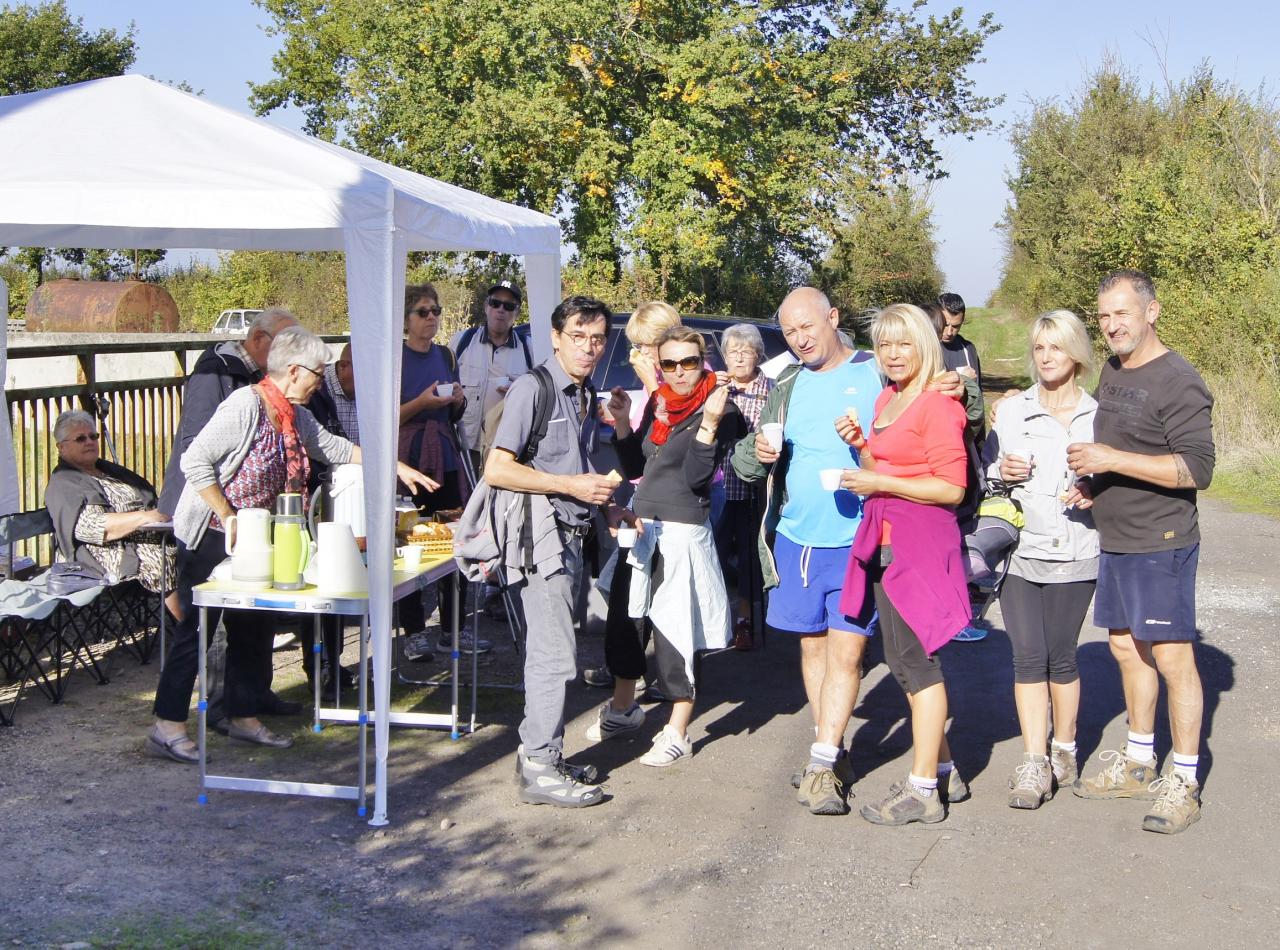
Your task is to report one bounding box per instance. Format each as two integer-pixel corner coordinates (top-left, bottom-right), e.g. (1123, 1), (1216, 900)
(778, 286), (845, 370)
(336, 342), (355, 399)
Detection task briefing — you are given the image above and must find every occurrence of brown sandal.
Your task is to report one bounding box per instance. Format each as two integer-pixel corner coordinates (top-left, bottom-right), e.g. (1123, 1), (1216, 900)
(144, 727), (199, 764)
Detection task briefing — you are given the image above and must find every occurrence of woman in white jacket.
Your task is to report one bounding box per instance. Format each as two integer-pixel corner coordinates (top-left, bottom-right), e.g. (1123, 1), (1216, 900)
(984, 310), (1099, 809)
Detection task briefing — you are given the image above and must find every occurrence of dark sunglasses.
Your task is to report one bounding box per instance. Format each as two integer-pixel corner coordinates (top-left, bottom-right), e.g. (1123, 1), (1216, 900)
(61, 432), (100, 444)
(411, 306), (442, 318)
(487, 297), (518, 312)
(658, 356), (702, 373)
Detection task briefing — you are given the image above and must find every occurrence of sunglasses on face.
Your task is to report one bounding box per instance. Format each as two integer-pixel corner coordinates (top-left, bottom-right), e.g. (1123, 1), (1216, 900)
(411, 306), (442, 319)
(487, 297), (518, 312)
(658, 356), (702, 373)
(62, 432), (100, 444)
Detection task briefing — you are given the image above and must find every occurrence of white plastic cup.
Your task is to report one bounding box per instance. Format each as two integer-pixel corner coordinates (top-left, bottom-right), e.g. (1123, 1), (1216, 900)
(761, 422), (784, 451)
(493, 376), (511, 390)
(820, 468), (843, 491)
(436, 382), (455, 398)
(616, 527), (638, 549)
(400, 546), (423, 570)
(1007, 448), (1035, 466)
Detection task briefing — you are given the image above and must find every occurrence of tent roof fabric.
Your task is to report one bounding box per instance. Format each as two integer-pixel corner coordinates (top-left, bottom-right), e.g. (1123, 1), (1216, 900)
(0, 75), (560, 254)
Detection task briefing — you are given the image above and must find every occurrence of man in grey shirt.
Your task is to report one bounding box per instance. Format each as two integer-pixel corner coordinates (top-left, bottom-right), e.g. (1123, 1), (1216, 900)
(486, 296), (624, 807)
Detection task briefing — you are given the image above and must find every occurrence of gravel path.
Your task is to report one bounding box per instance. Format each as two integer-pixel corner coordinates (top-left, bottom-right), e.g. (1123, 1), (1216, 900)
(2, 498), (1277, 948)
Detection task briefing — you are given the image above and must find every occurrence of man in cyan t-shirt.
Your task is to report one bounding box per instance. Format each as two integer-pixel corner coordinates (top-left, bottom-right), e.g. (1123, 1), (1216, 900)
(1067, 268), (1215, 835)
(732, 287), (973, 816)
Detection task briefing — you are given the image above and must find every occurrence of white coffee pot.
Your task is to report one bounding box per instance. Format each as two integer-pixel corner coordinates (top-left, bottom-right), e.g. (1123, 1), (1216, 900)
(224, 507), (273, 590)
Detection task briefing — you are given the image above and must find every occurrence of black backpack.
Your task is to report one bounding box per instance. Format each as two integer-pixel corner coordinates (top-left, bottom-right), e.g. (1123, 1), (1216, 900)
(455, 324), (534, 371)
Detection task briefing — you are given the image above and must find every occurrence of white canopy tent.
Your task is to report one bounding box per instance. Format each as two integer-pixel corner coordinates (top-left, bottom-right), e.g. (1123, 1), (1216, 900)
(0, 75), (561, 824)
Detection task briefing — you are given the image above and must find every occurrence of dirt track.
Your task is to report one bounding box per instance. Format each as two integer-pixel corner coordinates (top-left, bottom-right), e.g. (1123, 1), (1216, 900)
(2, 497), (1277, 948)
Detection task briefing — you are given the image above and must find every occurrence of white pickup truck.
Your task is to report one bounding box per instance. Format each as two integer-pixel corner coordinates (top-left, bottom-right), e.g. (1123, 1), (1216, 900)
(211, 308), (263, 334)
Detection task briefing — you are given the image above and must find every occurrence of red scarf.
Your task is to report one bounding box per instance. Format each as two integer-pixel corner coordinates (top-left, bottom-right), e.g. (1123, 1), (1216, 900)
(650, 372), (718, 446)
(257, 377), (310, 497)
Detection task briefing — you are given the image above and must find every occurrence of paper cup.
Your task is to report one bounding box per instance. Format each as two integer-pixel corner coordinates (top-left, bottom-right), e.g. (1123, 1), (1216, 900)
(761, 422), (784, 450)
(616, 527), (638, 549)
(820, 468), (843, 491)
(493, 376), (510, 389)
(436, 382), (455, 398)
(399, 545), (423, 570)
(1007, 449), (1035, 466)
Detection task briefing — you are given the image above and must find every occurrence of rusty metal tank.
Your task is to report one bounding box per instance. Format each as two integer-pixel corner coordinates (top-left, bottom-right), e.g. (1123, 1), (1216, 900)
(25, 279), (180, 333)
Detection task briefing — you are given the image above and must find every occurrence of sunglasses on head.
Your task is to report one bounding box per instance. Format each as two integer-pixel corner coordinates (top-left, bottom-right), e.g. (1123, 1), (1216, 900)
(62, 432), (100, 444)
(658, 356), (702, 373)
(487, 297), (518, 312)
(411, 305), (442, 318)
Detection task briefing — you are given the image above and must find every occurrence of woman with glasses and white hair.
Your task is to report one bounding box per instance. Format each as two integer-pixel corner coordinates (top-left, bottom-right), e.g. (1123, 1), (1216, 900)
(44, 409), (179, 617)
(715, 323), (774, 649)
(983, 309), (1098, 809)
(146, 326), (437, 764)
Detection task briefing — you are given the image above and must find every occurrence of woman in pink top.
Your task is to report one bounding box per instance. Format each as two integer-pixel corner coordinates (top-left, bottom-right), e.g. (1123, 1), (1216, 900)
(836, 304), (970, 826)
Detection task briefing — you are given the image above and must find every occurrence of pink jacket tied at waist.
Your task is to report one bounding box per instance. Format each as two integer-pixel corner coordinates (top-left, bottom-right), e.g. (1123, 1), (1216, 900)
(839, 495), (970, 656)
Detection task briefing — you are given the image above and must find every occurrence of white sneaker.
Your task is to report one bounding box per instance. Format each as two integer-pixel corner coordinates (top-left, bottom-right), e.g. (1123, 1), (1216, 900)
(585, 700), (645, 742)
(639, 725), (692, 767)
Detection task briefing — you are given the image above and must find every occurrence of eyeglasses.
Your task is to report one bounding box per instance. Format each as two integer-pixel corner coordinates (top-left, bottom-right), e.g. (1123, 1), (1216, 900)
(658, 356), (703, 373)
(294, 363), (323, 379)
(60, 432), (100, 444)
(487, 297), (518, 312)
(562, 330), (609, 350)
(411, 306), (442, 319)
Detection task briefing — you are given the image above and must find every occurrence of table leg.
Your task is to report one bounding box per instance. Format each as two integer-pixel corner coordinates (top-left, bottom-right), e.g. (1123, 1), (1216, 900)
(357, 613), (368, 817)
(197, 606), (208, 805)
(312, 614), (322, 733)
(470, 581), (478, 734)
(158, 532), (168, 671)
(450, 576), (460, 740)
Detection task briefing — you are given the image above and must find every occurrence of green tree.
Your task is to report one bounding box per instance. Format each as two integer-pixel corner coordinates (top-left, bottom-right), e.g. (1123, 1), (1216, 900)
(251, 0), (999, 316)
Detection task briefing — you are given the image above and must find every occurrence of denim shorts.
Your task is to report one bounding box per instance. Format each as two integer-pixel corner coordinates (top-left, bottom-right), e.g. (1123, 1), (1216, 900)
(766, 533), (876, 635)
(1094, 544), (1199, 642)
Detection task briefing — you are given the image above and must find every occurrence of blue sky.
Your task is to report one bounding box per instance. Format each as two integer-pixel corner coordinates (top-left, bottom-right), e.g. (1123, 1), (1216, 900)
(63, 1), (1280, 305)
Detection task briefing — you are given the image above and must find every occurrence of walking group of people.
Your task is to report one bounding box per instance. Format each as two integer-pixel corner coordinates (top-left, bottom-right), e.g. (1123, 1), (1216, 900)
(41, 265), (1212, 838)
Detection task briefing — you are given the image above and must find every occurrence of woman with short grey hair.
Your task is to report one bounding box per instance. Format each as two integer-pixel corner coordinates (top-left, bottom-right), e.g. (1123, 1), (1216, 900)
(265, 325), (331, 378)
(722, 323), (767, 364)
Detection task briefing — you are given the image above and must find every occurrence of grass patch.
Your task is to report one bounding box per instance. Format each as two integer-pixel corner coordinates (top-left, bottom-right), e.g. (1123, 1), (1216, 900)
(1203, 361), (1280, 518)
(89, 911), (285, 950)
(1207, 462), (1280, 517)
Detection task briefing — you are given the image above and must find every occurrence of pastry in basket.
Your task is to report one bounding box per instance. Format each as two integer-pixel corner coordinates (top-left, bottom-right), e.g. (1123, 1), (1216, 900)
(408, 521), (453, 545)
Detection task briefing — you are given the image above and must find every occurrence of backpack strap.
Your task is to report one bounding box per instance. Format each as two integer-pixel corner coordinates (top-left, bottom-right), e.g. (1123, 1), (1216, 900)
(517, 365), (558, 465)
(517, 331), (534, 369)
(454, 324), (480, 361)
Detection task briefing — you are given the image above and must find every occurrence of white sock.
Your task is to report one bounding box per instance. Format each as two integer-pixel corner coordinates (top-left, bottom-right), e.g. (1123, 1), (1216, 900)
(909, 773), (937, 797)
(1172, 753), (1199, 783)
(809, 742), (840, 769)
(1051, 739), (1077, 754)
(1126, 731), (1156, 764)
(936, 759), (955, 775)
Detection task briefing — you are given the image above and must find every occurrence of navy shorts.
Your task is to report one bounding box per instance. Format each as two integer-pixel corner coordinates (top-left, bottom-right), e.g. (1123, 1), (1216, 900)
(766, 533), (876, 635)
(1094, 544), (1199, 642)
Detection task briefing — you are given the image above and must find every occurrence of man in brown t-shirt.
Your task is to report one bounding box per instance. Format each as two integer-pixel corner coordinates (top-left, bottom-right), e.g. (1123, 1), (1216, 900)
(1065, 269), (1215, 835)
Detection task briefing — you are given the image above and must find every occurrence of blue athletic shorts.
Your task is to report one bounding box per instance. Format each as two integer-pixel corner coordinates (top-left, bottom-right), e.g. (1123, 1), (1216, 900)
(766, 533), (876, 635)
(1094, 544), (1199, 642)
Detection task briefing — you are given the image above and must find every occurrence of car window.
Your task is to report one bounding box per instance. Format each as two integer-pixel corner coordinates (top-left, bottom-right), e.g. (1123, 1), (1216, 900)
(214, 313), (228, 331)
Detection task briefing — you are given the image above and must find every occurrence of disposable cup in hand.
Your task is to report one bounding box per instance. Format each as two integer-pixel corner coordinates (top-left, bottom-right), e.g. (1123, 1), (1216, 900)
(616, 527), (638, 549)
(400, 546), (422, 570)
(820, 468), (843, 491)
(436, 383), (455, 398)
(761, 422), (784, 451)
(493, 376), (510, 389)
(1007, 449), (1034, 466)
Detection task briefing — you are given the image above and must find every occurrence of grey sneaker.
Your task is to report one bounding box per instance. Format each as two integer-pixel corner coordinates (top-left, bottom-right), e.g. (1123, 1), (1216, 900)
(860, 778), (945, 826)
(1142, 772), (1201, 835)
(518, 752), (604, 807)
(1050, 746), (1078, 787)
(512, 745), (597, 786)
(582, 665), (615, 688)
(402, 631), (435, 663)
(940, 766), (969, 805)
(1008, 753), (1054, 809)
(584, 700), (645, 742)
(1073, 749), (1160, 800)
(437, 630), (492, 655)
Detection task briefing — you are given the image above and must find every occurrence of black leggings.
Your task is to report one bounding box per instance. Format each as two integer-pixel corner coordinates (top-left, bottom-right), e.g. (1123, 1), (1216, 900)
(401, 474), (464, 633)
(998, 573), (1095, 685)
(869, 557), (945, 696)
(603, 549), (693, 701)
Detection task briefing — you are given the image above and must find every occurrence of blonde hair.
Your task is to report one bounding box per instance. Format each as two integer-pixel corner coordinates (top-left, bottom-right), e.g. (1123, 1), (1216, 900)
(870, 304), (944, 392)
(625, 301), (680, 346)
(1029, 309), (1093, 381)
(656, 324), (707, 359)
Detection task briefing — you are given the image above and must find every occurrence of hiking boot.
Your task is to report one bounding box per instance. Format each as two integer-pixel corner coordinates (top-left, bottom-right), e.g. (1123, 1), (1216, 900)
(798, 766), (853, 816)
(584, 700), (645, 742)
(794, 753), (854, 802)
(512, 745), (597, 786)
(940, 766), (969, 805)
(1072, 749), (1160, 800)
(639, 725), (692, 767)
(1051, 746), (1078, 788)
(1008, 753), (1054, 810)
(860, 778), (945, 826)
(1142, 772), (1201, 835)
(517, 752), (604, 807)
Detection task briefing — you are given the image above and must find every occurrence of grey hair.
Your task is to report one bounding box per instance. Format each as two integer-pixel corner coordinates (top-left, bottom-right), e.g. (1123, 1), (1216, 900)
(722, 323), (766, 362)
(266, 325), (330, 376)
(1098, 268), (1156, 307)
(54, 409), (96, 443)
(250, 306), (298, 338)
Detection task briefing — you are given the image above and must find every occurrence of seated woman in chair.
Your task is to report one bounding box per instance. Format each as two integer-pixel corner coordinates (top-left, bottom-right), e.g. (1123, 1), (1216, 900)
(44, 409), (180, 620)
